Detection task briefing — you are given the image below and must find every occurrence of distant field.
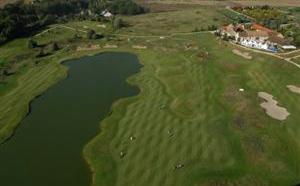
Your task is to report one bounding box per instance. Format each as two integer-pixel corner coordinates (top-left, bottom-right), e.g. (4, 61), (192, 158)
(0, 0), (19, 7)
(141, 0), (300, 7)
(0, 0), (15, 7)
(0, 0), (32, 7)
(121, 7), (227, 35)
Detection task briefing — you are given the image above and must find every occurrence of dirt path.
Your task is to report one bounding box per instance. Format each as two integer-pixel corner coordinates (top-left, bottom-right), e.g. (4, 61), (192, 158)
(35, 25), (87, 37)
(278, 49), (300, 56)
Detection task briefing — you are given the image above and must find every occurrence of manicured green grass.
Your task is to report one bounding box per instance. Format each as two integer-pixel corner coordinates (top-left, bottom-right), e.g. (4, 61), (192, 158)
(84, 33), (300, 186)
(1, 7), (300, 186)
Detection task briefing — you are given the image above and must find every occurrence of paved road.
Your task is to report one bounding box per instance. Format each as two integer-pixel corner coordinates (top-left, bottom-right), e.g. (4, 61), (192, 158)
(230, 41), (300, 69)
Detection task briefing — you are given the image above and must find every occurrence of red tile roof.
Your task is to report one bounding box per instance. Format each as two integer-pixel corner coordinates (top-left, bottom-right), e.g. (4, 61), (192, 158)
(251, 24), (274, 34)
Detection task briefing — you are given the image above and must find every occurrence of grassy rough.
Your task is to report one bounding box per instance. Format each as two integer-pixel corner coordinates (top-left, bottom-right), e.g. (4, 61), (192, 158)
(120, 7), (227, 35)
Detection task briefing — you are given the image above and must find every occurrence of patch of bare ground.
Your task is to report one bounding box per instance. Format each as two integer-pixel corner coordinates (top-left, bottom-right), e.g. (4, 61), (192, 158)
(232, 49), (252, 60)
(224, 85), (249, 129)
(287, 85), (300, 95)
(258, 92), (290, 121)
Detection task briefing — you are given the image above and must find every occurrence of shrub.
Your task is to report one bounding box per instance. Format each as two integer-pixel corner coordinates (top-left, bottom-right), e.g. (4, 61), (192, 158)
(28, 38), (38, 49)
(113, 18), (124, 30)
(50, 42), (59, 52)
(87, 29), (96, 39)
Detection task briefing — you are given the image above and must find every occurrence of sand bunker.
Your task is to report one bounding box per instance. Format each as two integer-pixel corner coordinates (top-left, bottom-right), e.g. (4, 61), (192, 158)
(258, 92), (290, 121)
(287, 85), (300, 95)
(103, 44), (118, 49)
(132, 45), (147, 49)
(77, 44), (100, 51)
(232, 49), (252, 60)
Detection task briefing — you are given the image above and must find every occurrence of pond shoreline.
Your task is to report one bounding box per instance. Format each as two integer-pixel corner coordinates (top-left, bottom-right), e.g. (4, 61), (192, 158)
(0, 51), (143, 186)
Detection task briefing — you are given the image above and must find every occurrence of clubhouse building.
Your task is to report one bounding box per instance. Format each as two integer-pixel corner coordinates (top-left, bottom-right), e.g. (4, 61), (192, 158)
(218, 23), (296, 52)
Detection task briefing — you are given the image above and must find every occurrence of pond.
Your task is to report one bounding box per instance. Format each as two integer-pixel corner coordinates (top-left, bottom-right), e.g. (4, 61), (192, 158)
(0, 52), (142, 186)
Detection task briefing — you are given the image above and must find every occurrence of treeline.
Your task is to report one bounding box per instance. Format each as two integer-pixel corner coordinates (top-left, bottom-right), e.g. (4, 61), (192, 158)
(233, 5), (300, 46)
(0, 0), (88, 45)
(220, 9), (251, 24)
(233, 6), (288, 30)
(89, 0), (147, 15)
(0, 0), (146, 45)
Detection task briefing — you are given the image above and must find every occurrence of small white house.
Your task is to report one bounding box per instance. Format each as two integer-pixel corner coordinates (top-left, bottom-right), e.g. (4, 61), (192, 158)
(101, 10), (113, 18)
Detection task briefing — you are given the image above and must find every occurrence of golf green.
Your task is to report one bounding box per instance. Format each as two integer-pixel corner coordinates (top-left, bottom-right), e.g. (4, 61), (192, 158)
(0, 52), (141, 186)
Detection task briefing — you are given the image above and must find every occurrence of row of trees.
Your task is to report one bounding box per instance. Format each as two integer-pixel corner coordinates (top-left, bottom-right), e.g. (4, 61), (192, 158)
(234, 6), (289, 30)
(234, 6), (300, 46)
(0, 0), (88, 45)
(0, 0), (146, 45)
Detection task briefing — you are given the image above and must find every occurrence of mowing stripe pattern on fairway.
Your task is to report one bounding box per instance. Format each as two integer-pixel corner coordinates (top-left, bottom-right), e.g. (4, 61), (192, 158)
(84, 34), (300, 186)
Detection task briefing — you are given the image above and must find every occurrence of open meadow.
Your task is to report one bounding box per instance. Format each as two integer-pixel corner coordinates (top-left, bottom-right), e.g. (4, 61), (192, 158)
(0, 4), (300, 186)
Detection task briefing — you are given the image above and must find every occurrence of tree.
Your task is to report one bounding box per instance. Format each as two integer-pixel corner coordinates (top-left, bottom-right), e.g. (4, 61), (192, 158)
(28, 38), (38, 49)
(0, 0), (87, 45)
(294, 33), (300, 47)
(87, 29), (96, 39)
(113, 17), (123, 30)
(36, 48), (46, 58)
(50, 42), (59, 52)
(223, 33), (229, 41)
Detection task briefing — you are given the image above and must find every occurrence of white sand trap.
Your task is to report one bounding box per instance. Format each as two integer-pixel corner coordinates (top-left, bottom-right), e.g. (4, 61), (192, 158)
(76, 44), (100, 51)
(258, 92), (290, 121)
(132, 45), (147, 49)
(287, 85), (300, 95)
(103, 44), (118, 49)
(232, 49), (252, 60)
